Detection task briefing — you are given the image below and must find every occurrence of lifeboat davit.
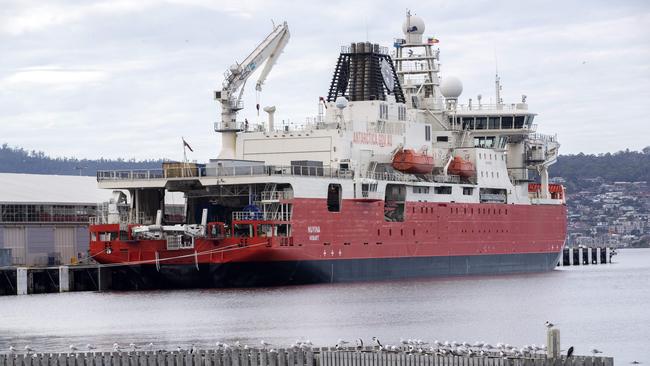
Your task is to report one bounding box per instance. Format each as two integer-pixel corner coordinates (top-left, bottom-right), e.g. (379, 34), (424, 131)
(392, 149), (434, 174)
(448, 156), (475, 177)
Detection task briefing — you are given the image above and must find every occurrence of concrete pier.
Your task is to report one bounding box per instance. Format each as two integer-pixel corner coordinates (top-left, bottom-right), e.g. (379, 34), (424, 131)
(0, 345), (614, 366)
(1, 264), (107, 296)
(59, 265), (70, 292)
(16, 267), (28, 295)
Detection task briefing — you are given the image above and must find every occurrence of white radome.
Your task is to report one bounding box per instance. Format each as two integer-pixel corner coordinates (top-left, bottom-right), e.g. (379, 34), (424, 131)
(335, 96), (348, 109)
(402, 15), (425, 35)
(440, 76), (463, 98)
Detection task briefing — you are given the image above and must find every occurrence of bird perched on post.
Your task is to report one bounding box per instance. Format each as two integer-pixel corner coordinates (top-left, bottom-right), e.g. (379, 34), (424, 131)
(24, 345), (34, 354)
(567, 346), (574, 357)
(545, 321), (555, 329)
(9, 345), (16, 353)
(261, 340), (271, 349)
(591, 348), (603, 355)
(355, 338), (363, 350)
(86, 344), (96, 351)
(372, 337), (382, 348)
(69, 344), (78, 353)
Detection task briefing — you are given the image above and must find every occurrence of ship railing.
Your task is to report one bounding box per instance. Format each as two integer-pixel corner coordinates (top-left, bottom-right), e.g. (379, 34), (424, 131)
(232, 211), (292, 222)
(479, 193), (507, 203)
(89, 211), (153, 226)
(529, 132), (558, 143)
(260, 191), (293, 201)
(455, 103), (529, 112)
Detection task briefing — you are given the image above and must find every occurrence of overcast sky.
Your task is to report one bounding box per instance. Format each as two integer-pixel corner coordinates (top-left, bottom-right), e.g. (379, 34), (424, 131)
(1, 0), (648, 162)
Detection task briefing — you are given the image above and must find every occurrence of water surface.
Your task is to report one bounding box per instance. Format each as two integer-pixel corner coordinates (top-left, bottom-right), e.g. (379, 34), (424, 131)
(1, 248), (648, 363)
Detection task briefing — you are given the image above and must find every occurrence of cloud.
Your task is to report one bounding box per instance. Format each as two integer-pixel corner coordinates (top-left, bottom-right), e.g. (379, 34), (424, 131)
(0, 0), (648, 161)
(2, 67), (109, 86)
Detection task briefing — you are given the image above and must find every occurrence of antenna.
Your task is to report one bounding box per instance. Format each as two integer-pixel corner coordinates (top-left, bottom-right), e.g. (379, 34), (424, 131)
(494, 47), (502, 105)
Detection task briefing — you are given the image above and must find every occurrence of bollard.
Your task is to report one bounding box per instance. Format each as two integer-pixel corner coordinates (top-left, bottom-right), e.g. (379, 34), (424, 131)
(569, 248), (574, 265)
(547, 328), (561, 358)
(596, 247), (602, 264)
(587, 247), (592, 265)
(59, 266), (70, 292)
(578, 247), (584, 265)
(17, 267), (28, 295)
(606, 247), (611, 263)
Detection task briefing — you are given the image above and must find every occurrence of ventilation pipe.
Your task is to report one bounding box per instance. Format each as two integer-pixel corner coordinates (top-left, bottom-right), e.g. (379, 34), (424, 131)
(263, 106), (276, 131)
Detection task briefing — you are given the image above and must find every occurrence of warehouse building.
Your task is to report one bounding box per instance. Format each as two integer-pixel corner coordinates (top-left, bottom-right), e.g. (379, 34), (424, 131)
(0, 173), (184, 266)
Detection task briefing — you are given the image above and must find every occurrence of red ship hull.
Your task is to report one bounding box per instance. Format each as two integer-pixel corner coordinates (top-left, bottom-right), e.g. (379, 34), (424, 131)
(89, 198), (566, 288)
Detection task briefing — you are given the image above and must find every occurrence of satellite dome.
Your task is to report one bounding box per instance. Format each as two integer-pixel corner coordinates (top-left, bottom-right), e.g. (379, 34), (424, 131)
(402, 15), (425, 35)
(440, 76), (463, 99)
(335, 96), (348, 109)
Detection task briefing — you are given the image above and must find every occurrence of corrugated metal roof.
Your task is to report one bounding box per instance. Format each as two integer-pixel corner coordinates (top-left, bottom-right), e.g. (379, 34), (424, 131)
(0, 173), (184, 205)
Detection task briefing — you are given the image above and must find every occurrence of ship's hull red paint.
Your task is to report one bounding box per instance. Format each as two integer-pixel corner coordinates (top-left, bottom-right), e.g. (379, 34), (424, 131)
(90, 198), (567, 287)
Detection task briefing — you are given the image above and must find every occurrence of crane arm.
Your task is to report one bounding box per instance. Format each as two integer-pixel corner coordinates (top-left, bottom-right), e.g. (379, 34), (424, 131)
(222, 22), (290, 98)
(218, 21), (290, 126)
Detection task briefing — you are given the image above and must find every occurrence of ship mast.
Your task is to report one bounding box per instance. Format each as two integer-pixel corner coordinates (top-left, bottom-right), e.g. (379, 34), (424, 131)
(393, 10), (442, 113)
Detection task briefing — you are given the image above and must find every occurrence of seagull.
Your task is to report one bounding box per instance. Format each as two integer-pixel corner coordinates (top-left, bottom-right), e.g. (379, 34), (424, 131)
(261, 340), (271, 349)
(545, 321), (555, 329)
(129, 343), (139, 351)
(567, 346), (574, 357)
(630, 361), (641, 364)
(113, 343), (121, 351)
(355, 338), (363, 349)
(69, 345), (78, 353)
(147, 343), (154, 351)
(337, 339), (349, 346)
(86, 344), (96, 351)
(591, 348), (603, 355)
(372, 337), (382, 348)
(9, 345), (16, 353)
(234, 341), (241, 349)
(24, 345), (34, 353)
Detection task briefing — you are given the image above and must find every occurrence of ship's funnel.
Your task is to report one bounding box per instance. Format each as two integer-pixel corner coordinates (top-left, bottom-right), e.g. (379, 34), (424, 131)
(263, 106), (276, 131)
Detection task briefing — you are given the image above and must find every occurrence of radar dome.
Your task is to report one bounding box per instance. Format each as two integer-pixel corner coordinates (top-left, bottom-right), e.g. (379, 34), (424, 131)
(402, 15), (425, 35)
(440, 76), (463, 99)
(335, 96), (348, 109)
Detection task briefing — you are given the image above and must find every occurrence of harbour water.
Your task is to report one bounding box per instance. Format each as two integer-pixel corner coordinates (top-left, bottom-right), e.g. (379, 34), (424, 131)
(1, 249), (648, 363)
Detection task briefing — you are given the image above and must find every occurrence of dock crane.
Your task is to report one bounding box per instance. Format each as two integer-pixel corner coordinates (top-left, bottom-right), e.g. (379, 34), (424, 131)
(214, 21), (290, 159)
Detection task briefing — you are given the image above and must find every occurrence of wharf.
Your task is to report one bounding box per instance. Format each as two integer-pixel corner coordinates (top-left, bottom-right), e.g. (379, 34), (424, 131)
(0, 346), (613, 366)
(0, 245), (616, 296)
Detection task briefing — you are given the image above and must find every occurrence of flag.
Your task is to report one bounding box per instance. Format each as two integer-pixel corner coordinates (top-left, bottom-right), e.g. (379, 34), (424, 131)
(182, 138), (194, 152)
(427, 37), (439, 44)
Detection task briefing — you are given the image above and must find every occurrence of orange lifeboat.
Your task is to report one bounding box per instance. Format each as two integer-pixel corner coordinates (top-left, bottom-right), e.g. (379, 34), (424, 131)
(448, 156), (475, 177)
(392, 149), (434, 174)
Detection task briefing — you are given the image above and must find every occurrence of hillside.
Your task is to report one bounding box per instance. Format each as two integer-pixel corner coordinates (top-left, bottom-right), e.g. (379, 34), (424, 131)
(550, 148), (650, 192)
(1, 143), (649, 185)
(0, 143), (163, 176)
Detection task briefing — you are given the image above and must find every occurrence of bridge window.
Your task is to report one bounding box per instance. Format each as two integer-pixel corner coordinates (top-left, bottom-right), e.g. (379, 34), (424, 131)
(502, 116), (513, 129)
(475, 117), (487, 129)
(435, 186), (452, 194)
(488, 117), (500, 129)
(462, 117), (474, 130)
(463, 187), (474, 195)
(514, 116), (526, 128)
